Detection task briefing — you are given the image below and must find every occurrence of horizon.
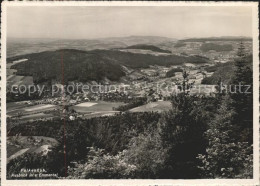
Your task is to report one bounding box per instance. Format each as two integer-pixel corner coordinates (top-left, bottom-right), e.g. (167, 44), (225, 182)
(7, 35), (253, 41)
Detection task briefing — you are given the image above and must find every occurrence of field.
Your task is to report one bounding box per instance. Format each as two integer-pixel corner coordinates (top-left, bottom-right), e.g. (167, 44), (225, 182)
(19, 113), (54, 122)
(72, 101), (125, 113)
(7, 75), (33, 86)
(72, 101), (125, 118)
(7, 103), (58, 120)
(7, 101), (29, 111)
(7, 58), (33, 87)
(74, 102), (98, 107)
(130, 101), (172, 113)
(24, 104), (56, 112)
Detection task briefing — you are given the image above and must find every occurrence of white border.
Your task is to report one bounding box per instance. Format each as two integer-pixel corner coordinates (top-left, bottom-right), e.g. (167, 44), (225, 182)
(1, 1), (259, 186)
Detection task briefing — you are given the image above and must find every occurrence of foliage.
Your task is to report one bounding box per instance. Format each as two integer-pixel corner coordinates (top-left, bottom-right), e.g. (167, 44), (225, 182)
(7, 89), (43, 103)
(229, 44), (253, 143)
(204, 63), (230, 73)
(158, 71), (208, 178)
(7, 153), (58, 179)
(8, 112), (161, 178)
(68, 147), (136, 179)
(124, 130), (167, 178)
(12, 49), (126, 84)
(114, 97), (147, 111)
(201, 62), (234, 85)
(202, 53), (252, 85)
(68, 127), (167, 179)
(166, 68), (183, 78)
(197, 143), (252, 178)
(197, 96), (253, 178)
(198, 43), (253, 178)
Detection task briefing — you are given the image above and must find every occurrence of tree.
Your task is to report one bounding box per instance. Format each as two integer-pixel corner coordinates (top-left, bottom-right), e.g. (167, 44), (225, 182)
(197, 96), (253, 178)
(197, 43), (253, 178)
(68, 147), (136, 179)
(124, 130), (167, 178)
(158, 71), (207, 178)
(229, 42), (253, 143)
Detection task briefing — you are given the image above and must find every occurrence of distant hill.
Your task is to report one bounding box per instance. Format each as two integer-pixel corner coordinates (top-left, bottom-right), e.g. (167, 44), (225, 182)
(7, 38), (128, 57)
(9, 49), (126, 84)
(124, 44), (171, 53)
(7, 36), (176, 57)
(200, 43), (233, 52)
(180, 36), (252, 42)
(103, 36), (176, 46)
(9, 49), (209, 84)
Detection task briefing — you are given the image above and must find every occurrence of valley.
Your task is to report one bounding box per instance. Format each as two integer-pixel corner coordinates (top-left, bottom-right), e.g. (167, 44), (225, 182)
(6, 36), (253, 177)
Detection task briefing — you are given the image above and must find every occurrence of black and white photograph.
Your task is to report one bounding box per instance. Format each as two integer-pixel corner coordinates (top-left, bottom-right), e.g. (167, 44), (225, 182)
(1, 1), (259, 186)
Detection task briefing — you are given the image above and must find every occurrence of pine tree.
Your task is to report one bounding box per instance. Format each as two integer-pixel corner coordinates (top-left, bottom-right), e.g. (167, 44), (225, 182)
(158, 70), (207, 178)
(197, 42), (253, 178)
(197, 96), (253, 178)
(230, 41), (253, 143)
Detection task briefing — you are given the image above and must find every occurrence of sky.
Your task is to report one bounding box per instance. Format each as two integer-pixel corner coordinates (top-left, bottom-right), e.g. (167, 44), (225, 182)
(7, 6), (253, 39)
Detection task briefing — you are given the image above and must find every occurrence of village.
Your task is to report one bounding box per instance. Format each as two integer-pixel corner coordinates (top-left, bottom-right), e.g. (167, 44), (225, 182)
(6, 39), (253, 125)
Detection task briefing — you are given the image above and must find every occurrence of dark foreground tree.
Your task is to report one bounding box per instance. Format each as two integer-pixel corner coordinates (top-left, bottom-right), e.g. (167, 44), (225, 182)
(158, 71), (208, 178)
(229, 42), (253, 143)
(198, 42), (253, 178)
(197, 96), (253, 178)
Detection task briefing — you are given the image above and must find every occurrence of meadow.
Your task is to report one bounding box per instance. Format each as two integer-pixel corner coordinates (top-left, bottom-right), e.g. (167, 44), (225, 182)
(72, 101), (125, 113)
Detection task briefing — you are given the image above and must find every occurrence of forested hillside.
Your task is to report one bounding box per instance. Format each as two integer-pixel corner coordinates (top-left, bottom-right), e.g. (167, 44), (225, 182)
(9, 49), (209, 84)
(125, 44), (171, 53)
(201, 54), (252, 84)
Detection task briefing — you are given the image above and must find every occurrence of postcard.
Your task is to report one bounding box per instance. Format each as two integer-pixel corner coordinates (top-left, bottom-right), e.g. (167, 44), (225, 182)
(1, 1), (259, 186)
